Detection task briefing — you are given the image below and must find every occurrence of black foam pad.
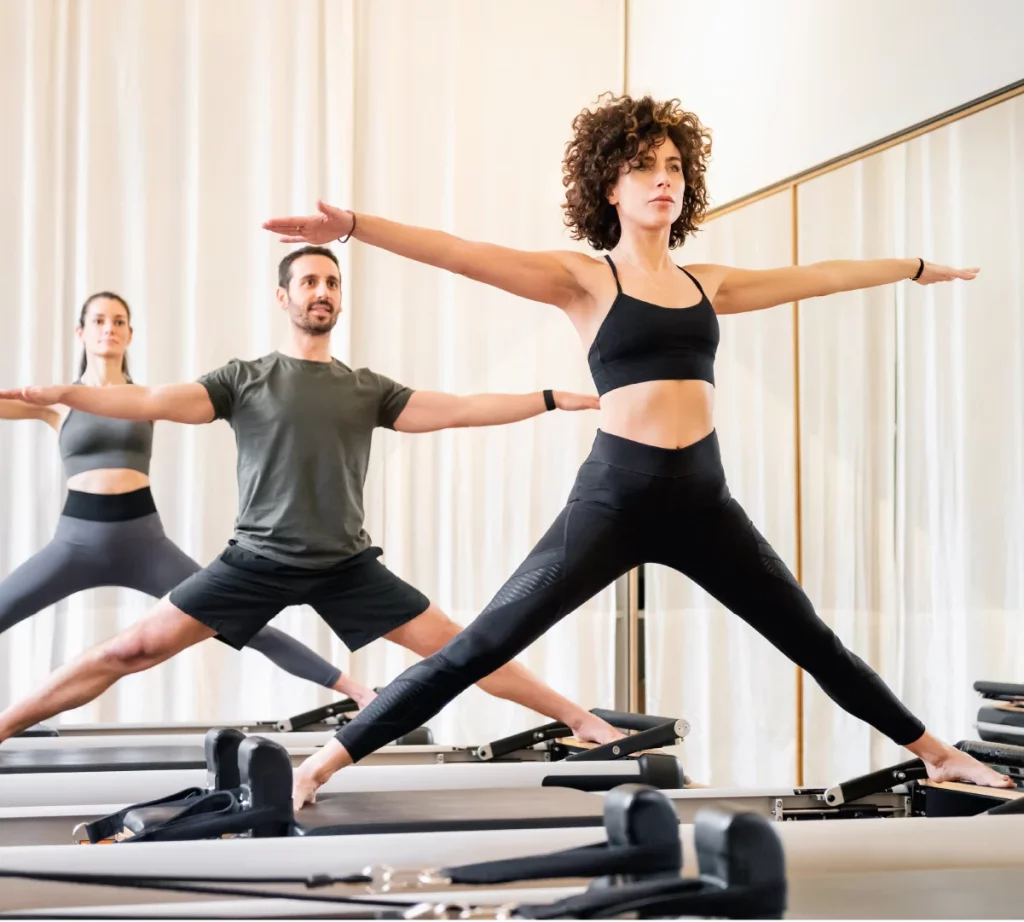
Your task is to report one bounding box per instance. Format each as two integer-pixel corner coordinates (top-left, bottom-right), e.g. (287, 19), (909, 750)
(238, 736), (293, 837)
(694, 808), (786, 892)
(600, 783), (682, 882)
(603, 784), (680, 849)
(974, 681), (1024, 700)
(205, 728), (246, 790)
(955, 739), (1024, 769)
(293, 787), (605, 836)
(636, 753), (685, 789)
(15, 724), (59, 737)
(978, 706), (1024, 729)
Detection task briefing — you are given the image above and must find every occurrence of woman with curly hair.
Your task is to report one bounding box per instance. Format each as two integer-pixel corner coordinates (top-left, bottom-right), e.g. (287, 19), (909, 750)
(264, 94), (1007, 805)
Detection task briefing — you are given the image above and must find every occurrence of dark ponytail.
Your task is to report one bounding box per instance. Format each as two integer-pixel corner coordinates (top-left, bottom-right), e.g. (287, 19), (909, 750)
(77, 292), (132, 382)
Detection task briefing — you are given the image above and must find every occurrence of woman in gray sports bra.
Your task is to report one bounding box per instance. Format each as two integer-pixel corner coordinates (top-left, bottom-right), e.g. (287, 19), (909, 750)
(0, 291), (374, 705)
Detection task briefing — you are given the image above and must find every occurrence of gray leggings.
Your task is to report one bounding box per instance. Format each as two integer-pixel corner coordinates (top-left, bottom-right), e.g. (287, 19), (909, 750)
(0, 513), (342, 689)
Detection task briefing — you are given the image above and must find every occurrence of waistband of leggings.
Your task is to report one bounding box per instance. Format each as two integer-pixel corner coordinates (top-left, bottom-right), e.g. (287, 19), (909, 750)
(62, 487), (158, 522)
(588, 429), (723, 478)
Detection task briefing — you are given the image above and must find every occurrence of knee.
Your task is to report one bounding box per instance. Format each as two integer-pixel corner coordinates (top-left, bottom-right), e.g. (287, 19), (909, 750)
(96, 630), (163, 675)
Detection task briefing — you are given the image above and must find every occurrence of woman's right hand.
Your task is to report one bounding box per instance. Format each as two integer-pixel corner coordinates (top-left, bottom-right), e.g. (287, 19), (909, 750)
(262, 200), (355, 245)
(0, 385), (67, 406)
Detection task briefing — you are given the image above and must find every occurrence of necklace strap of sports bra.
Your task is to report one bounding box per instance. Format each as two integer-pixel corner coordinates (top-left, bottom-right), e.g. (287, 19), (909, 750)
(604, 255), (623, 293)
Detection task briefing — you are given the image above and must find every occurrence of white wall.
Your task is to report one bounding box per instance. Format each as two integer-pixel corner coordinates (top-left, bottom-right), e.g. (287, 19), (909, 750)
(627, 0), (1024, 205)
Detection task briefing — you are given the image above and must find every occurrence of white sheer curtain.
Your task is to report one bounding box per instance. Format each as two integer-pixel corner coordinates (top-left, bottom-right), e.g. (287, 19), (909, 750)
(895, 96), (1024, 742)
(644, 192), (799, 787)
(797, 159), (903, 783)
(349, 0), (624, 745)
(0, 0), (624, 739)
(797, 94), (1024, 782)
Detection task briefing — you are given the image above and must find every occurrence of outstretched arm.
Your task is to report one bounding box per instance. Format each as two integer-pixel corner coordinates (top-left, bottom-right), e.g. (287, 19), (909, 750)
(0, 398), (60, 430)
(0, 383), (215, 425)
(263, 201), (598, 309)
(393, 390), (599, 434)
(695, 259), (978, 315)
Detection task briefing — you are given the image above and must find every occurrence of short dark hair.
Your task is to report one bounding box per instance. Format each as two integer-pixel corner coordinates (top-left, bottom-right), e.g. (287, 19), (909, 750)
(562, 93), (712, 251)
(277, 246), (340, 289)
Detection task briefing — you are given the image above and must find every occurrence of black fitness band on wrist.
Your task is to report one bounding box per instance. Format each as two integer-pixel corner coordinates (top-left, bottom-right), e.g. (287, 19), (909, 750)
(911, 258), (924, 280)
(337, 211), (357, 244)
(543, 389), (556, 411)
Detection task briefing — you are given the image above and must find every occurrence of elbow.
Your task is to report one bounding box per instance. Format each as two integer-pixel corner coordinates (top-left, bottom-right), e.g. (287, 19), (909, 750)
(809, 264), (843, 298)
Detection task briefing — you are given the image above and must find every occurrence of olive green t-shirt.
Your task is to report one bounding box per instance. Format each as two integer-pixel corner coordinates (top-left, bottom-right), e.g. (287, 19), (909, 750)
(198, 351), (413, 568)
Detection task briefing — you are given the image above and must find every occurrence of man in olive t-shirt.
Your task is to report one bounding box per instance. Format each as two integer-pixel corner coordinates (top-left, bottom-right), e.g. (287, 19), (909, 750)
(0, 246), (622, 748)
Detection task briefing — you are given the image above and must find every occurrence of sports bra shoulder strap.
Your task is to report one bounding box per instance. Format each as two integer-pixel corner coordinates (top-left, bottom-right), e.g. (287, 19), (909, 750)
(604, 255), (623, 293)
(677, 265), (708, 300)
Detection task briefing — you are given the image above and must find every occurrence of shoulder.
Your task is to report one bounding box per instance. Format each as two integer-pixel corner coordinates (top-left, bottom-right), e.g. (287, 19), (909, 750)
(552, 250), (610, 285)
(352, 366), (413, 397)
(547, 250), (622, 315)
(680, 263), (729, 301)
(351, 365), (392, 387)
(204, 355), (263, 380)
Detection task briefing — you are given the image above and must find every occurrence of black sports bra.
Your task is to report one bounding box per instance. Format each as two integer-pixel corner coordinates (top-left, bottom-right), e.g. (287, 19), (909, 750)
(587, 255), (720, 397)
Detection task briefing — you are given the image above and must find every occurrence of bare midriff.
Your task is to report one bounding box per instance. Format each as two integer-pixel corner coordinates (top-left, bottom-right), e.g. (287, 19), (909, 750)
(598, 379), (715, 450)
(65, 469), (150, 494)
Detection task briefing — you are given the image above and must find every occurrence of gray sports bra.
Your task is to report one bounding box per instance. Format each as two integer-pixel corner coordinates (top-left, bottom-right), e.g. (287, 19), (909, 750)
(58, 386), (154, 478)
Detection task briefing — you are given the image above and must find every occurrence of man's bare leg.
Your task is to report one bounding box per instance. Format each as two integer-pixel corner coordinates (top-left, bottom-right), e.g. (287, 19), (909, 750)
(383, 604), (622, 744)
(291, 603), (623, 809)
(0, 600), (215, 742)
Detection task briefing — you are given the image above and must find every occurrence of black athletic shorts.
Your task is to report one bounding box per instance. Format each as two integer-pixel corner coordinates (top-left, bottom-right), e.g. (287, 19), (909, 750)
(169, 543), (430, 652)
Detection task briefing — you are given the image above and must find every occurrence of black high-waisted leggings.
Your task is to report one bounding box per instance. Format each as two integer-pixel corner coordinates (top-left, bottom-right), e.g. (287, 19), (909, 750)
(337, 430), (925, 760)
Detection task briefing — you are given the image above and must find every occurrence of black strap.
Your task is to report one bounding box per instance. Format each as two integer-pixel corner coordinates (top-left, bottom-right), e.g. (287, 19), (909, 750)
(912, 257), (925, 280)
(123, 790), (246, 842)
(677, 264), (708, 299)
(604, 255), (622, 292)
(443, 840), (678, 886)
(542, 389), (556, 412)
(515, 878), (784, 920)
(81, 787), (205, 843)
(0, 869), (414, 912)
(85, 787), (293, 844)
(132, 802), (293, 843)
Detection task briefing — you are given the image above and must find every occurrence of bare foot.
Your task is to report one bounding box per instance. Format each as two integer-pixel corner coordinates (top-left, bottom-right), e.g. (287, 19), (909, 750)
(350, 688), (378, 712)
(924, 746), (1016, 789)
(331, 677), (378, 712)
(571, 713), (626, 746)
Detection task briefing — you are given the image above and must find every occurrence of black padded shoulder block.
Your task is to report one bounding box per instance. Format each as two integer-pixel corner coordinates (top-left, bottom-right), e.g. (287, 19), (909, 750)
(974, 681), (1024, 701)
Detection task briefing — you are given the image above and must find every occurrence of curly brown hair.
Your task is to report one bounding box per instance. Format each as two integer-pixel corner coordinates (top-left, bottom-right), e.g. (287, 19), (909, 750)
(562, 93), (712, 251)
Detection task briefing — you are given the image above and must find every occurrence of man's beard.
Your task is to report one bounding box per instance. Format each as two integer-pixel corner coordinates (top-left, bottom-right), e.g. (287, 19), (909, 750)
(291, 299), (338, 335)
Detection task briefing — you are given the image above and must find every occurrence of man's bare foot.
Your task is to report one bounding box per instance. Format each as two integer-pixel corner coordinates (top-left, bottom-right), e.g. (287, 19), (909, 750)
(570, 712), (626, 746)
(349, 688), (378, 711)
(923, 746), (1015, 789)
(331, 677), (378, 712)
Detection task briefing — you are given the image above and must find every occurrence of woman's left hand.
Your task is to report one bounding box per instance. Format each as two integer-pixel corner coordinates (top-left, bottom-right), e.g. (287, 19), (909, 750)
(915, 262), (980, 285)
